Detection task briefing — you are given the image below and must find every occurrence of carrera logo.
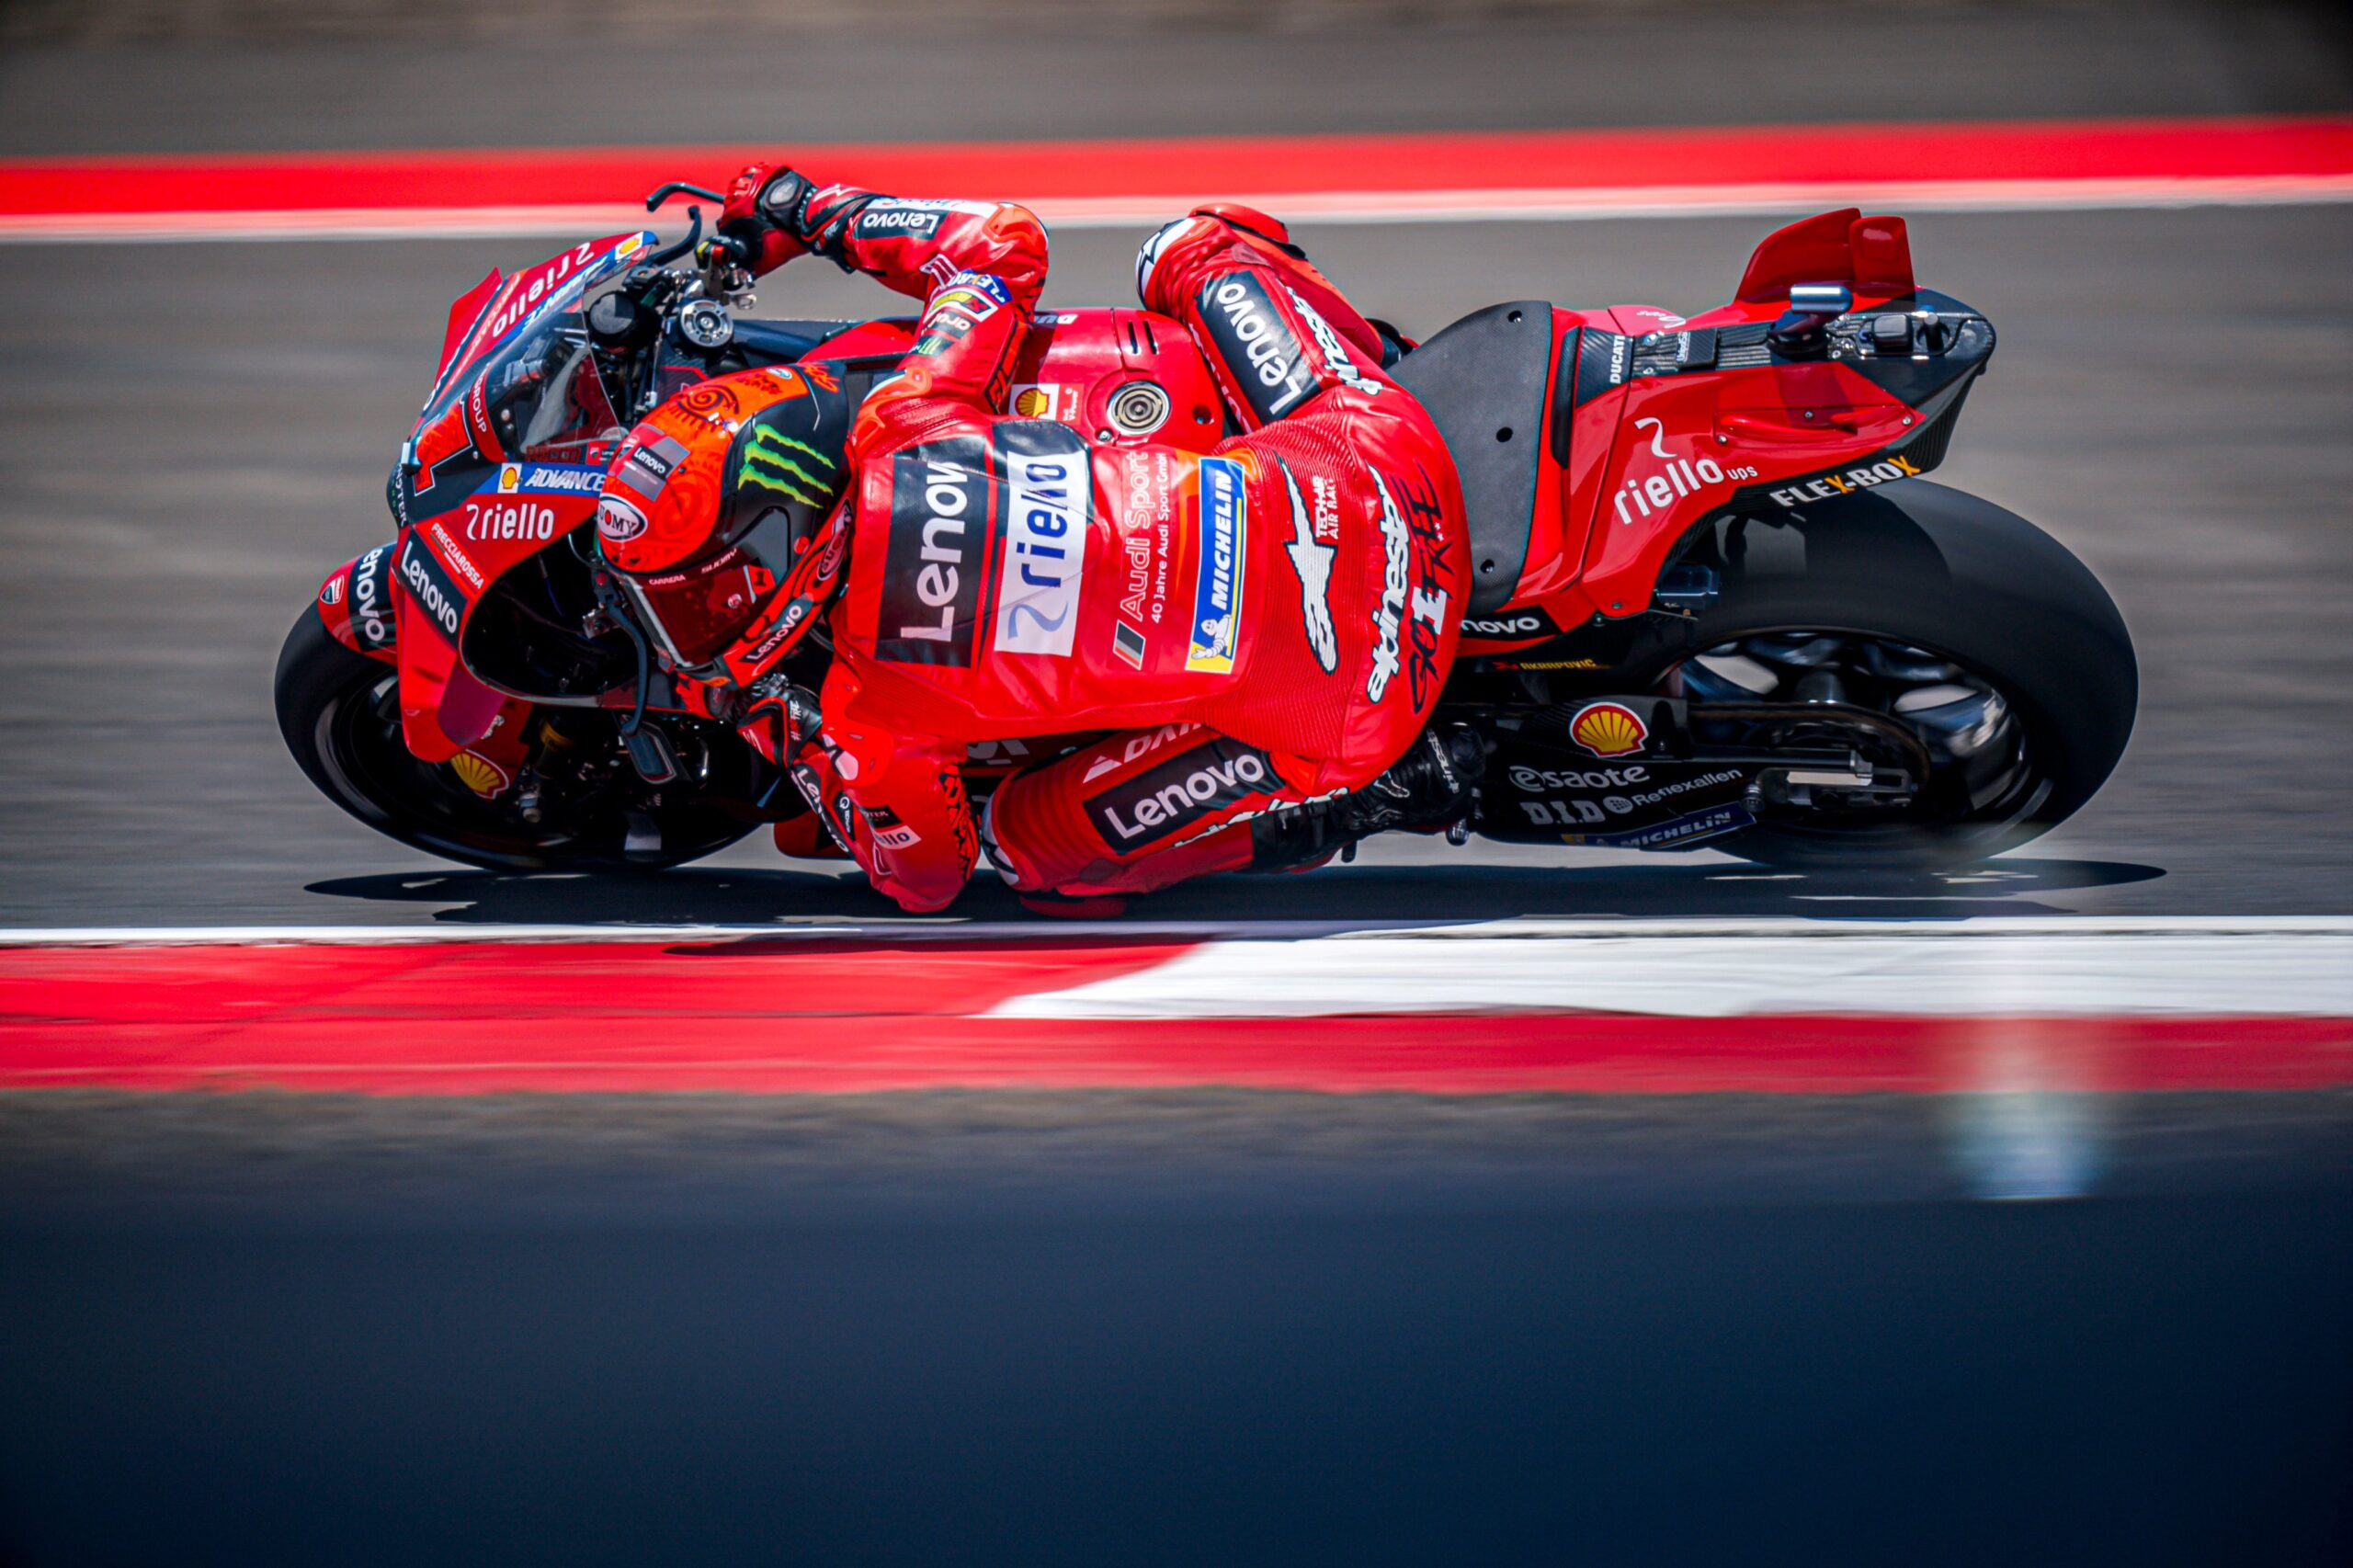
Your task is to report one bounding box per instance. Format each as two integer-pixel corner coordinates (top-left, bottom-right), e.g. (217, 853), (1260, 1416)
(397, 535), (464, 641)
(992, 423), (1090, 659)
(1199, 273), (1318, 422)
(348, 544), (394, 650)
(1769, 454), (1924, 508)
(463, 498), (559, 541)
(877, 439), (991, 666)
(1185, 457), (1246, 673)
(1086, 736), (1274, 849)
(1277, 460), (1337, 674)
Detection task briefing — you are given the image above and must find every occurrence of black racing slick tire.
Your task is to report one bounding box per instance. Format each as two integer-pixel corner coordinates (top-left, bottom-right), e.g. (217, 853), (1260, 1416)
(273, 605), (756, 872)
(1662, 481), (2137, 869)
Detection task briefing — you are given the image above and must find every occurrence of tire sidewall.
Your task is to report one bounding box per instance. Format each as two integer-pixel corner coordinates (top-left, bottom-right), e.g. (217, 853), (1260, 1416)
(273, 605), (753, 872)
(1654, 482), (2137, 864)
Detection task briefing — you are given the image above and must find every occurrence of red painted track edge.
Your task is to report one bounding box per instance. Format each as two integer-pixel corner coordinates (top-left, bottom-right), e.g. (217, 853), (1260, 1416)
(5, 938), (2347, 1096)
(5, 116), (2349, 222)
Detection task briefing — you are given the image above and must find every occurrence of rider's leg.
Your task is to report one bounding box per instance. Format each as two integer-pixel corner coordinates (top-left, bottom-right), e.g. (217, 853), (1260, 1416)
(982, 710), (1486, 900)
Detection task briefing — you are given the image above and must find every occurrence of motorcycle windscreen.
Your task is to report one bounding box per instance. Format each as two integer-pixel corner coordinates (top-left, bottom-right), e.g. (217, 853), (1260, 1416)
(401, 256), (636, 521)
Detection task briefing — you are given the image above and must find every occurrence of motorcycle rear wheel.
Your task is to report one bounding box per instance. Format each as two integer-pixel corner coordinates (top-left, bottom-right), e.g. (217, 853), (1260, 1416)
(273, 606), (757, 872)
(1657, 481), (2136, 869)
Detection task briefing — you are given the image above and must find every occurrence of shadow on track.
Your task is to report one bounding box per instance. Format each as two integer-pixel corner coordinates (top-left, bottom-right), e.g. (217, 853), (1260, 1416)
(305, 856), (2165, 928)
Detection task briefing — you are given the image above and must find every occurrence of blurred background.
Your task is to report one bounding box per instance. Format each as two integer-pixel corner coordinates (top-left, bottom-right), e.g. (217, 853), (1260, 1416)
(1, 3), (2348, 1562)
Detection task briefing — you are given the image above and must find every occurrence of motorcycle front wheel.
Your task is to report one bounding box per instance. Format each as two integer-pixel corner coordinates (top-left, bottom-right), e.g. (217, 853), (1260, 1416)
(273, 605), (758, 872)
(1654, 481), (2137, 869)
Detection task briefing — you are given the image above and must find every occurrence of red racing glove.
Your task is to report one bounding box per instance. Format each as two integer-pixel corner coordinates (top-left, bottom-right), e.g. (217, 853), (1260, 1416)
(718, 163), (818, 277)
(734, 674), (823, 769)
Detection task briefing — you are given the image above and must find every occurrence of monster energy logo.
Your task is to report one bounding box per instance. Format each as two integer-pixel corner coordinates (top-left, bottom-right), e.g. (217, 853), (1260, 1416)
(740, 426), (837, 506)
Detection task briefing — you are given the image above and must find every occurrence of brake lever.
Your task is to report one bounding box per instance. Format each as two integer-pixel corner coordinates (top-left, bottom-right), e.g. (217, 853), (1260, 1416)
(642, 206), (705, 267)
(644, 182), (726, 211)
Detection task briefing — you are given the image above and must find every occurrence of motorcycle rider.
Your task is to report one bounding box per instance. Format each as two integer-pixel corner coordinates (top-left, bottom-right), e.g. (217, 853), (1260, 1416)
(596, 165), (1477, 913)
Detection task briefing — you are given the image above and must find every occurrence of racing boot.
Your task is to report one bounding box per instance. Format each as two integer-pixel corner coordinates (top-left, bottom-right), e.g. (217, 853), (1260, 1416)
(1247, 727), (1486, 873)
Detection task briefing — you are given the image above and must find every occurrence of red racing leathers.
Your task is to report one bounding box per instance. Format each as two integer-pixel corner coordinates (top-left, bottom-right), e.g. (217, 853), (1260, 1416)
(722, 176), (1469, 912)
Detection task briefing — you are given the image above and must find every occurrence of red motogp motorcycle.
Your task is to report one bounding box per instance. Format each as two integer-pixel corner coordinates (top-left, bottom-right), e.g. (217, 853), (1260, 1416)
(276, 187), (2135, 875)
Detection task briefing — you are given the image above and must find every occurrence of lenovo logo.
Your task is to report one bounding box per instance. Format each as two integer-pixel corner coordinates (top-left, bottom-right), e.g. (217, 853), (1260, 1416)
(876, 438), (990, 666)
(1086, 736), (1274, 849)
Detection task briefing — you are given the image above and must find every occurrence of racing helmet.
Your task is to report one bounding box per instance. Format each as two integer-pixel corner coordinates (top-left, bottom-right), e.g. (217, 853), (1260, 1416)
(597, 363), (853, 666)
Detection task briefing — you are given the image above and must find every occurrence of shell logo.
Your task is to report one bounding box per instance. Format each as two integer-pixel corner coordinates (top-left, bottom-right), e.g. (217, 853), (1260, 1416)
(1013, 387), (1052, 417)
(449, 752), (508, 797)
(1570, 701), (1648, 758)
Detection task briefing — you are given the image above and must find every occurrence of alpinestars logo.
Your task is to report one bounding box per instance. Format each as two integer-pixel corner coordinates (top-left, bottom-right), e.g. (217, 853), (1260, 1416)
(1366, 472), (1411, 702)
(1278, 461), (1337, 674)
(740, 425), (837, 506)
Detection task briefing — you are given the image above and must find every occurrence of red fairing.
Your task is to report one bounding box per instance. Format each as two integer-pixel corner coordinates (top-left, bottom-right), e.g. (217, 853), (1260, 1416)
(1457, 208), (1941, 645)
(315, 543), (399, 662)
(1734, 209), (1915, 304)
(722, 187), (1468, 912)
(434, 270), (500, 387)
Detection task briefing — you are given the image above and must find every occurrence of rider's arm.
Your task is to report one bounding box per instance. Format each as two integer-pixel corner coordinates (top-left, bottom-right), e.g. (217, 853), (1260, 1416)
(790, 712), (980, 915)
(720, 165), (1048, 420)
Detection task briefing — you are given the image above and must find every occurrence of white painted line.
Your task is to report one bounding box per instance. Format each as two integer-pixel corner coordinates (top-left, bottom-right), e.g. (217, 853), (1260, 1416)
(987, 924), (2353, 1019)
(6, 176), (2351, 243)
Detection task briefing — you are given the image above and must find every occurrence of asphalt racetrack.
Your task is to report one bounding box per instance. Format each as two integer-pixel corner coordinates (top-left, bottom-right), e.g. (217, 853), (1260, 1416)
(2, 12), (2350, 1562)
(1, 206), (2348, 925)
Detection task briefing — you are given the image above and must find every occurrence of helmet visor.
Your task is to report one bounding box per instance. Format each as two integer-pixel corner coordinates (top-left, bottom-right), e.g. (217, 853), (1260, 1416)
(609, 505), (802, 668)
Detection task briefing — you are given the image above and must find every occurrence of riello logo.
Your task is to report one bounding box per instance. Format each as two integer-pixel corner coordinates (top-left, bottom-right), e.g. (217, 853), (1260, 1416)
(463, 498), (558, 541)
(1613, 416), (1757, 524)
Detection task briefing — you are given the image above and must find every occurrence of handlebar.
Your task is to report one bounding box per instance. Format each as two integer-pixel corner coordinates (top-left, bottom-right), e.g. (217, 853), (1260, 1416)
(641, 181), (755, 283)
